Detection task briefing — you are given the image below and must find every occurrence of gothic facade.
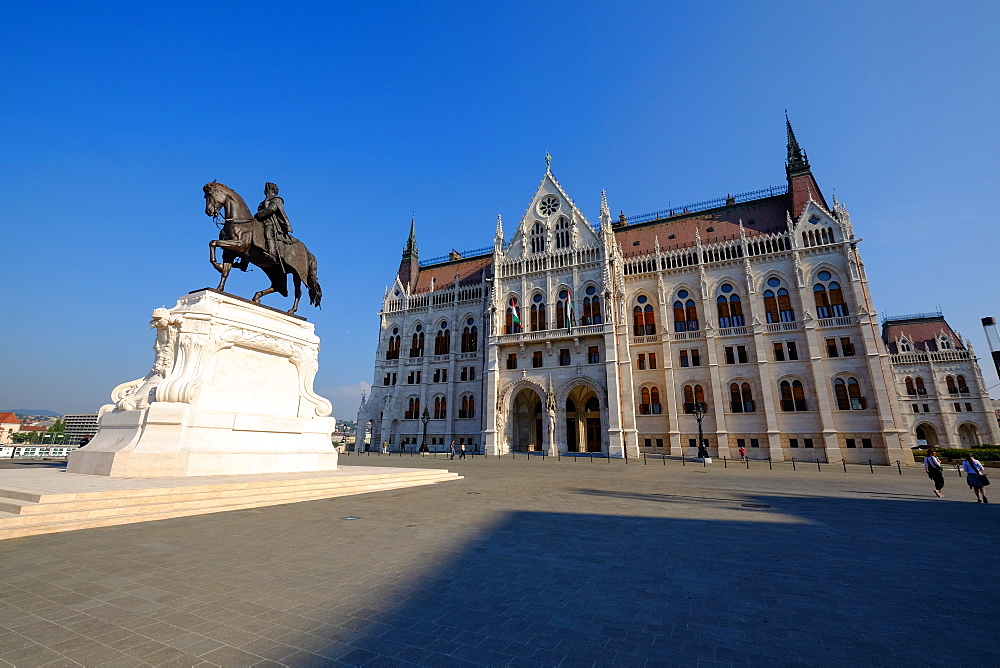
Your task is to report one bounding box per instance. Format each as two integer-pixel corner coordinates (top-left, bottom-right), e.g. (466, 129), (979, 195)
(356, 122), (985, 464)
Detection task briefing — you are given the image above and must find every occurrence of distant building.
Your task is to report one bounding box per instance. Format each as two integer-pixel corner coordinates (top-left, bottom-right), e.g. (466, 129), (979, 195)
(0, 412), (20, 444)
(883, 313), (1000, 448)
(63, 413), (99, 444)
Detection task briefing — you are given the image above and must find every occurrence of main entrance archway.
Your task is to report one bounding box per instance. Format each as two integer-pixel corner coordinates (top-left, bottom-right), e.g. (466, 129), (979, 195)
(512, 388), (544, 452)
(915, 423), (938, 448)
(958, 422), (981, 447)
(565, 385), (602, 453)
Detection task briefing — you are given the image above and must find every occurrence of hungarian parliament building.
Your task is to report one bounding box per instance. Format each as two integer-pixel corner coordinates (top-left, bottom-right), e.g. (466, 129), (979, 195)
(356, 121), (1000, 463)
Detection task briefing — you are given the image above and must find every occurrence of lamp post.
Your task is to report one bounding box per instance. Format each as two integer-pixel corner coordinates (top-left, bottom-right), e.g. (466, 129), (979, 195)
(421, 408), (430, 451)
(691, 402), (708, 459)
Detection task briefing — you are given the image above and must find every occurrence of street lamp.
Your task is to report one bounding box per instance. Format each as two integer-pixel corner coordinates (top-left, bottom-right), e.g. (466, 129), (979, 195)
(421, 408), (430, 451)
(691, 402), (708, 459)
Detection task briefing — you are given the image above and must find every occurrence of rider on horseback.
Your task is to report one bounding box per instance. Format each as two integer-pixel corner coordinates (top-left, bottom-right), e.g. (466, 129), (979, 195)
(254, 182), (297, 266)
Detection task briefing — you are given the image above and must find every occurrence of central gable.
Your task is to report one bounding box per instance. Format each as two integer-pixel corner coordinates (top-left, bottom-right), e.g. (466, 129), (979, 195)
(504, 170), (600, 259)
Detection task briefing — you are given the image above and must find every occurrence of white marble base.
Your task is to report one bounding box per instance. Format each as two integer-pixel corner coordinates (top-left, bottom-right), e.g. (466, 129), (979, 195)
(67, 290), (337, 477)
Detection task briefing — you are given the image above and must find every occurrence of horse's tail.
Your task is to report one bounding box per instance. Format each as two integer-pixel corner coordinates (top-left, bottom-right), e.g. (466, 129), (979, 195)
(307, 252), (322, 308)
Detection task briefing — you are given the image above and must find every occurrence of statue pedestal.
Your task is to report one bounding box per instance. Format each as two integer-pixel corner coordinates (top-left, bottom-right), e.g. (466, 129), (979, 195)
(67, 290), (338, 477)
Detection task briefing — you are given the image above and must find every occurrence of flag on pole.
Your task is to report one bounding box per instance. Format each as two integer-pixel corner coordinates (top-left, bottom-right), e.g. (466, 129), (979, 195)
(510, 298), (521, 329)
(565, 290), (573, 331)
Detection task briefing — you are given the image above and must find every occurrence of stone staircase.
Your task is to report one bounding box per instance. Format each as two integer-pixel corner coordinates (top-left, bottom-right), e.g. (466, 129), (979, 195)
(0, 467), (461, 540)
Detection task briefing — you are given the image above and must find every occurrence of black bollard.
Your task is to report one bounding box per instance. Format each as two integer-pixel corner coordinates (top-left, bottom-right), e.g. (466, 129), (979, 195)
(816, 458), (821, 472)
(723, 456), (727, 469)
(643, 453), (647, 465)
(897, 460), (902, 475)
(868, 459), (874, 474)
(791, 458), (796, 471)
(842, 458), (847, 473)
(682, 454), (686, 467)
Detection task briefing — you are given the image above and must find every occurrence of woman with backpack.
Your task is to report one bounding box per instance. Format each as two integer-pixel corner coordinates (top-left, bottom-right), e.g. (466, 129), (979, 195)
(924, 449), (945, 498)
(962, 453), (989, 503)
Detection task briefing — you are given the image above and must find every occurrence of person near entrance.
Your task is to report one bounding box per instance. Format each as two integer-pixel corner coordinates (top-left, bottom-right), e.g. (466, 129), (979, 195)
(962, 453), (989, 503)
(449, 440), (457, 459)
(459, 443), (466, 459)
(924, 449), (945, 497)
(738, 445), (747, 463)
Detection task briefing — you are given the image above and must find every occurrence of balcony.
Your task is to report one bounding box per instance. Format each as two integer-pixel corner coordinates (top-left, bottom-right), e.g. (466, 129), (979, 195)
(764, 321), (802, 333)
(630, 334), (660, 345)
(496, 323), (609, 345)
(817, 316), (857, 328)
(717, 326), (749, 338)
(672, 330), (705, 341)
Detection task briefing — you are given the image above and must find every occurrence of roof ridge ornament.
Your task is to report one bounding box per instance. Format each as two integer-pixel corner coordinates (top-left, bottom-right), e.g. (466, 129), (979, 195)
(545, 149), (552, 172)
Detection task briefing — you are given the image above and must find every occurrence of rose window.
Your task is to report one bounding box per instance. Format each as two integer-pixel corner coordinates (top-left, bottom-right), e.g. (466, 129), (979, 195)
(538, 195), (560, 216)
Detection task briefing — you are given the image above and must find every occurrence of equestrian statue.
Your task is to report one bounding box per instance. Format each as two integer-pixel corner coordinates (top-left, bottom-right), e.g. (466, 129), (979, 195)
(203, 181), (322, 314)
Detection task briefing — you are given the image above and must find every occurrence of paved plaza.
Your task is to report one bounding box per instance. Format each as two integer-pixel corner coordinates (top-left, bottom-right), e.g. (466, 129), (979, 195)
(0, 455), (996, 667)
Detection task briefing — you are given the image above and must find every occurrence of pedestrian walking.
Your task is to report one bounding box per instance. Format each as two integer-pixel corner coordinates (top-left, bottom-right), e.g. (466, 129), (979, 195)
(381, 441), (387, 454)
(449, 440), (457, 460)
(962, 453), (989, 503)
(924, 449), (946, 497)
(738, 445), (747, 463)
(458, 443), (466, 459)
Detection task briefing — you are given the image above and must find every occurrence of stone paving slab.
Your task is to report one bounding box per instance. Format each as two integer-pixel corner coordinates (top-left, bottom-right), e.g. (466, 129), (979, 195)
(0, 455), (996, 667)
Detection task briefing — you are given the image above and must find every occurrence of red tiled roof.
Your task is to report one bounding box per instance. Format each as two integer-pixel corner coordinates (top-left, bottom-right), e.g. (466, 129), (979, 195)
(614, 196), (789, 258)
(19, 425), (47, 432)
(414, 255), (493, 293)
(0, 412), (18, 425)
(881, 316), (964, 353)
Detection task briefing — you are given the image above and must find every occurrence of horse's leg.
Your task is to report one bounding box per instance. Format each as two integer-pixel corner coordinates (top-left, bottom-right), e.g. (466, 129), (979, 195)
(252, 286), (277, 304)
(209, 240), (223, 273)
(288, 274), (302, 314)
(217, 250), (236, 291)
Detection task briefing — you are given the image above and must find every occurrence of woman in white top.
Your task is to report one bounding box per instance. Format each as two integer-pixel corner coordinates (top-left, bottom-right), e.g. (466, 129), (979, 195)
(924, 449), (946, 498)
(962, 454), (988, 503)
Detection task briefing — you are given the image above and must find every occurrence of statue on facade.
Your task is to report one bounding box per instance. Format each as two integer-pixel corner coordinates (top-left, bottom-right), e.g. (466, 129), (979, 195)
(204, 181), (323, 314)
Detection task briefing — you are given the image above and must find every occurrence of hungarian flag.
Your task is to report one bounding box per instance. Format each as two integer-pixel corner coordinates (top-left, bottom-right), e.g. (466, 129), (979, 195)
(510, 298), (521, 328)
(565, 290), (573, 331)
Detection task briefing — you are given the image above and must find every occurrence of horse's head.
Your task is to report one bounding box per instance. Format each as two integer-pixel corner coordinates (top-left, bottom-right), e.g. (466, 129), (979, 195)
(203, 181), (227, 219)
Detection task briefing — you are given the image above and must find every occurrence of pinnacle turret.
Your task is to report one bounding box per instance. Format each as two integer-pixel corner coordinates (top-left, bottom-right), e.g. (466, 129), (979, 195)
(785, 112), (810, 176)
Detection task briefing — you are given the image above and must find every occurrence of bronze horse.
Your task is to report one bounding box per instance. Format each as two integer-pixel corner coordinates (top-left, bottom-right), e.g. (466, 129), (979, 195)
(203, 181), (322, 314)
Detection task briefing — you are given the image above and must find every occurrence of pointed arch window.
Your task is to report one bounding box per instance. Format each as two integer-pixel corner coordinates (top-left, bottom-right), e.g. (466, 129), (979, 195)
(555, 216), (570, 249)
(556, 290), (573, 329)
(434, 322), (450, 355)
(957, 375), (969, 393)
(730, 382), (755, 413)
(716, 284), (744, 328)
(899, 338), (912, 353)
(915, 377), (927, 395)
(939, 336), (953, 350)
(905, 377), (915, 396)
(633, 295), (656, 335)
(433, 396), (447, 419)
(582, 286), (602, 325)
(530, 222), (546, 254)
(683, 383), (707, 413)
(814, 271), (848, 318)
(834, 377), (867, 410)
(763, 278), (794, 323)
(505, 297), (522, 334)
(672, 290), (697, 332)
(409, 325), (424, 357)
(461, 318), (478, 352)
(946, 375), (957, 394)
(640, 387), (651, 415)
(459, 394), (475, 419)
(387, 327), (401, 360)
(779, 380), (807, 411)
(405, 397), (421, 420)
(529, 293), (547, 331)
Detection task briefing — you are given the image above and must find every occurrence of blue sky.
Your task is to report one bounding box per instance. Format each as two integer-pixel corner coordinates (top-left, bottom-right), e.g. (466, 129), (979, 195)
(3, 1), (999, 419)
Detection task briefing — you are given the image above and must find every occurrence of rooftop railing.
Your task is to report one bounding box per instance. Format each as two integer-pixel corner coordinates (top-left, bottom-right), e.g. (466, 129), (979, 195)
(626, 185), (788, 226)
(420, 245), (494, 267)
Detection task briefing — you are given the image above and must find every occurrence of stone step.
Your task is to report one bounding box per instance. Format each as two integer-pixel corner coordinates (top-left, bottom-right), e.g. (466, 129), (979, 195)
(0, 469), (462, 541)
(0, 470), (458, 516)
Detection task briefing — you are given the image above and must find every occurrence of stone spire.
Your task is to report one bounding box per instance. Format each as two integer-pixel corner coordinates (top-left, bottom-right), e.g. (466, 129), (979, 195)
(397, 218), (420, 290)
(494, 214), (504, 249)
(599, 190), (611, 232)
(785, 111), (810, 176)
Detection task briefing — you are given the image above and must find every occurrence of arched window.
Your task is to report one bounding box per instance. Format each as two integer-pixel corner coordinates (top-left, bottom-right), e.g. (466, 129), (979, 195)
(387, 327), (400, 360)
(633, 295), (656, 335)
(461, 318), (478, 352)
(640, 387), (651, 415)
(915, 377), (926, 395)
(672, 290), (697, 332)
(779, 380), (807, 411)
(405, 397), (421, 420)
(556, 290), (573, 329)
(957, 375), (968, 393)
(683, 383), (707, 413)
(905, 377), (915, 396)
(730, 382), (755, 412)
(409, 325), (424, 357)
(582, 286), (602, 325)
(946, 375), (957, 394)
(762, 277), (794, 323)
(939, 336), (953, 350)
(814, 271), (848, 318)
(899, 338), (912, 352)
(505, 297), (522, 334)
(530, 293), (547, 331)
(555, 217), (570, 249)
(433, 396), (447, 419)
(834, 377), (867, 410)
(716, 284), (744, 328)
(530, 222), (546, 254)
(459, 394), (476, 419)
(651, 387), (661, 414)
(434, 322), (450, 355)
